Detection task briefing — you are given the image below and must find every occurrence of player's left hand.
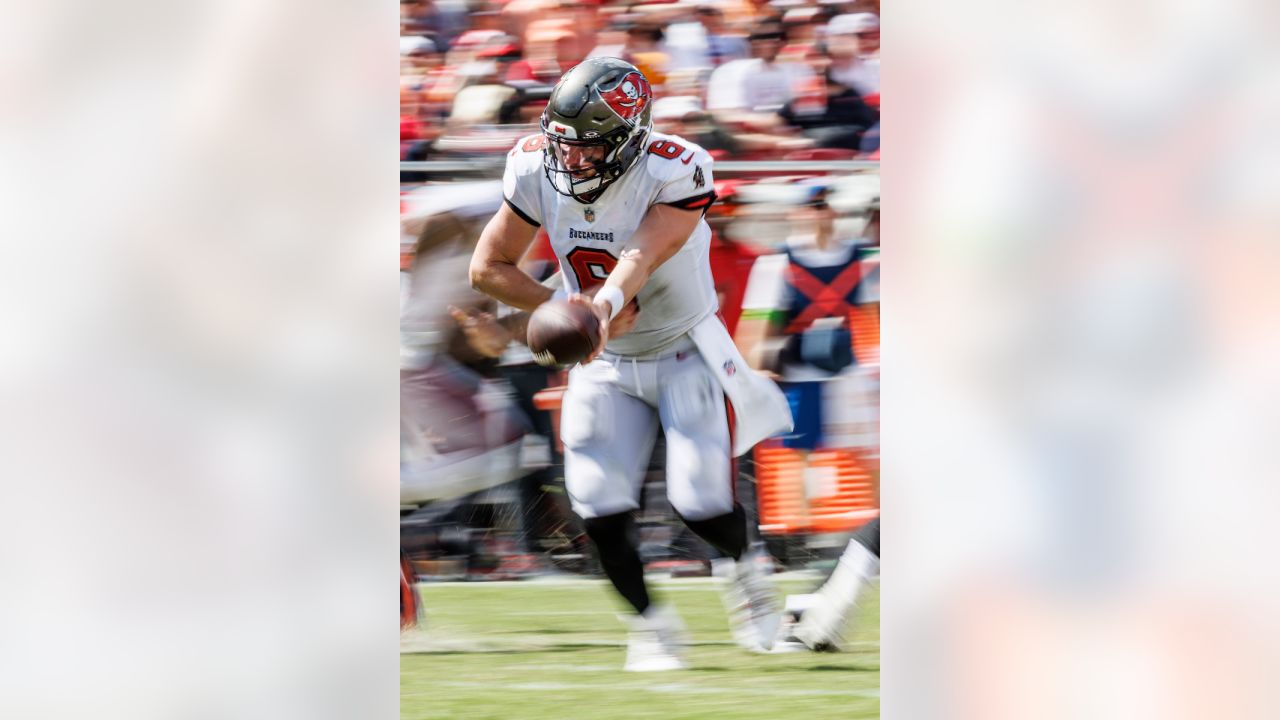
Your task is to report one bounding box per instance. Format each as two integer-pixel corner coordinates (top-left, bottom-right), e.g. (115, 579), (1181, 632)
(569, 293), (610, 363)
(609, 298), (640, 339)
(448, 305), (511, 358)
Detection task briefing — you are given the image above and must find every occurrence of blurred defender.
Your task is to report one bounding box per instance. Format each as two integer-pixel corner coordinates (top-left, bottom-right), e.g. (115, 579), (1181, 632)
(777, 517), (880, 652)
(470, 58), (793, 671)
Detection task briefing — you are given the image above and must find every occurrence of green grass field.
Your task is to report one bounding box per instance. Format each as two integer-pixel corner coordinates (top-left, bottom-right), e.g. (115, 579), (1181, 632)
(401, 575), (879, 719)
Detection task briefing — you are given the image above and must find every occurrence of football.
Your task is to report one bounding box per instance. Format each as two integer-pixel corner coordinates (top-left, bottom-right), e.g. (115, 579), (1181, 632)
(527, 299), (602, 367)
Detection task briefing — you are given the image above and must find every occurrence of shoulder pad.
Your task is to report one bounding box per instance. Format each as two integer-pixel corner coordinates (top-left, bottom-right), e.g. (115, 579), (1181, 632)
(507, 134), (548, 175)
(642, 133), (713, 184)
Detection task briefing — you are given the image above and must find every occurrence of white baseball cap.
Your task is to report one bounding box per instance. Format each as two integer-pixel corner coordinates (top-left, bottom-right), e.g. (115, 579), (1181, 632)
(652, 96), (705, 121)
(400, 35), (438, 56)
(827, 12), (879, 36)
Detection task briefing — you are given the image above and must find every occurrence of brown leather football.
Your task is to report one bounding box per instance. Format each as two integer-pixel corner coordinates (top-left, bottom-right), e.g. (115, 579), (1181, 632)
(527, 300), (602, 367)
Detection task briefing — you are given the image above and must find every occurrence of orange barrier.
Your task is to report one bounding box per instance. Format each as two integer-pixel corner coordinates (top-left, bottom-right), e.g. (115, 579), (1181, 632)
(755, 443), (879, 535)
(532, 376), (567, 454)
(849, 304), (880, 367)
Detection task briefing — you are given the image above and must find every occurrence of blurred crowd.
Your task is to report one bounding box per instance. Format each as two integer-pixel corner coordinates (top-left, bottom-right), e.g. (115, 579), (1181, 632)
(400, 0), (881, 162)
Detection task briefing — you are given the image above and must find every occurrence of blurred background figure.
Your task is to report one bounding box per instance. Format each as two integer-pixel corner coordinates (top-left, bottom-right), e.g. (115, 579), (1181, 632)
(604, 15), (672, 89)
(664, 5), (749, 72)
(778, 68), (879, 151)
(400, 181), (590, 584)
(401, 35), (450, 168)
(399, 183), (531, 508)
(706, 24), (816, 135)
(506, 23), (580, 86)
(736, 181), (878, 455)
(776, 517), (880, 651)
(825, 12), (879, 99)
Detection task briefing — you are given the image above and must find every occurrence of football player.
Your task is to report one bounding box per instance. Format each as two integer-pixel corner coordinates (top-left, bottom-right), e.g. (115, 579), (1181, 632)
(470, 58), (793, 671)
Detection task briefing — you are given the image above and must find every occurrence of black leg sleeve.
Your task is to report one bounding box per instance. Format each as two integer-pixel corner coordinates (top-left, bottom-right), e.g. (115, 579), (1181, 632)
(681, 503), (749, 562)
(583, 512), (650, 614)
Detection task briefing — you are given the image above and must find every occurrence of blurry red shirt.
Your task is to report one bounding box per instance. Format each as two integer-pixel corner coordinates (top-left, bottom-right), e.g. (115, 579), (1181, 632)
(506, 60), (571, 84)
(400, 114), (423, 141)
(709, 232), (768, 336)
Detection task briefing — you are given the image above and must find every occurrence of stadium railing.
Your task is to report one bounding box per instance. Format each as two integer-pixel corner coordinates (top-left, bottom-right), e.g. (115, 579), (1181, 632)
(401, 160), (879, 175)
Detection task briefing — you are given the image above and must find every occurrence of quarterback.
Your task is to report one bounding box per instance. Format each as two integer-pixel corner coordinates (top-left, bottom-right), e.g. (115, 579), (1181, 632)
(470, 58), (793, 671)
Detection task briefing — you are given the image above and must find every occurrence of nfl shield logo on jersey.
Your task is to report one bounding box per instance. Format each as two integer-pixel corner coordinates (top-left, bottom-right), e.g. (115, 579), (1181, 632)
(723, 360), (736, 377)
(584, 207), (595, 222)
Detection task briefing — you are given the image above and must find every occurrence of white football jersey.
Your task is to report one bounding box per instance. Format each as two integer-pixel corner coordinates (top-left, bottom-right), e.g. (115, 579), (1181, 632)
(503, 130), (718, 356)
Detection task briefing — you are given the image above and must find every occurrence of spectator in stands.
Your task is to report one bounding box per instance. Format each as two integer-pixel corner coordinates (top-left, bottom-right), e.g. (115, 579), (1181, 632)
(401, 36), (446, 161)
(723, 0), (782, 26)
(446, 61), (517, 129)
(470, 3), (505, 33)
(401, 0), (433, 37)
(652, 96), (742, 155)
(478, 37), (524, 77)
(778, 5), (826, 65)
(777, 71), (879, 150)
(571, 5), (605, 63)
(859, 120), (879, 155)
(664, 5), (750, 71)
(652, 95), (812, 157)
(401, 34), (442, 91)
(501, 0), (559, 45)
(826, 12), (879, 97)
(506, 26), (579, 86)
(706, 24), (817, 134)
(621, 17), (672, 88)
(402, 0), (469, 50)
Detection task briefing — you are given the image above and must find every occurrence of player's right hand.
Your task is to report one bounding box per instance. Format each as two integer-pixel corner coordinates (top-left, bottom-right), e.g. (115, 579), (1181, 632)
(568, 293), (609, 363)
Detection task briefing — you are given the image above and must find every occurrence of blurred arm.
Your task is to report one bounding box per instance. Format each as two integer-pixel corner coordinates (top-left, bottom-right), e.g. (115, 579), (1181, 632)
(465, 266), (570, 350)
(469, 203), (553, 311)
(734, 314), (786, 374)
(735, 253), (790, 374)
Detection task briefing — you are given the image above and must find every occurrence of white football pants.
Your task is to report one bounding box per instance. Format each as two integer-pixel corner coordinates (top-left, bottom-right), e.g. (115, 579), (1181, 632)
(561, 337), (735, 521)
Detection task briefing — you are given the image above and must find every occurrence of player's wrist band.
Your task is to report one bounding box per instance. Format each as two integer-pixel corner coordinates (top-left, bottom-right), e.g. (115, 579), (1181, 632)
(595, 286), (625, 321)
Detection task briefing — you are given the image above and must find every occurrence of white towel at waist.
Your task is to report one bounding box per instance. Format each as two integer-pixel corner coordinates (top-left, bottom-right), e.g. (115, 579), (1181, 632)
(688, 313), (794, 457)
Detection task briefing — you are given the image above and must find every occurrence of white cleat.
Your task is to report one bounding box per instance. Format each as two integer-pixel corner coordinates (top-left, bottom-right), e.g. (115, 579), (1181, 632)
(770, 593), (817, 653)
(623, 604), (689, 672)
(793, 540), (879, 651)
(712, 551), (782, 653)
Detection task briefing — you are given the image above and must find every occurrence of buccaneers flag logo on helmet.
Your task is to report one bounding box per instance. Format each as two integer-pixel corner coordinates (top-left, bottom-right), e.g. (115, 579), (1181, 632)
(599, 72), (651, 123)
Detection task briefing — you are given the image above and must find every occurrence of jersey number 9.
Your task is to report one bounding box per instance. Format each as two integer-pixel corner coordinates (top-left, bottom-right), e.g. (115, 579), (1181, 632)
(566, 247), (618, 291)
